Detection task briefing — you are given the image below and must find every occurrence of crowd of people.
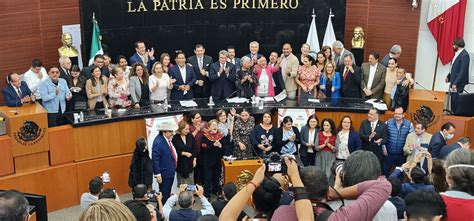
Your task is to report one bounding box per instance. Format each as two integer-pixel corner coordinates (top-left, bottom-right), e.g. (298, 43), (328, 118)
(3, 39), (422, 128)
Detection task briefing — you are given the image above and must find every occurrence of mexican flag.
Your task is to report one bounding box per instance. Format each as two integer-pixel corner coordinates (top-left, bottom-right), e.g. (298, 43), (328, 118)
(88, 13), (103, 65)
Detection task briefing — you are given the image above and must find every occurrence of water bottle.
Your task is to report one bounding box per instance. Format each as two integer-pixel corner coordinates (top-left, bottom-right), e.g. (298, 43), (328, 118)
(79, 111), (84, 122)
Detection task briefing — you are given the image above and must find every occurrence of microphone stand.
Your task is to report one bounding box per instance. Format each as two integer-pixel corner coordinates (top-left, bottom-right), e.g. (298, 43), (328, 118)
(14, 91), (20, 115)
(415, 82), (438, 100)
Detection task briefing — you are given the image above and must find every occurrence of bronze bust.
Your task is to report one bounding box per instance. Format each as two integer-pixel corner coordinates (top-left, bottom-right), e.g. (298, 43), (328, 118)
(58, 33), (79, 58)
(351, 27), (365, 49)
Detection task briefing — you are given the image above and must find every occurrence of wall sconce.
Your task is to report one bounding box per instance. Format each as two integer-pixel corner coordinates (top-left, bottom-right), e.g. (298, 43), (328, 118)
(412, 0), (418, 10)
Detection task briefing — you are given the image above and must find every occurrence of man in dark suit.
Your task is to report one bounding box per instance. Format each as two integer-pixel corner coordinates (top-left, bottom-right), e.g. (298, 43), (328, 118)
(169, 52), (197, 100)
(446, 38), (470, 113)
(269, 51), (285, 95)
(227, 46), (241, 71)
(2, 73), (34, 107)
(361, 52), (386, 100)
(209, 50), (237, 102)
(338, 54), (362, 98)
(129, 40), (155, 71)
(81, 54), (110, 79)
(359, 107), (388, 164)
(429, 122), (456, 159)
(333, 41), (355, 67)
(187, 44), (213, 98)
(152, 122), (178, 204)
(380, 45), (402, 67)
(58, 56), (72, 80)
(439, 137), (471, 159)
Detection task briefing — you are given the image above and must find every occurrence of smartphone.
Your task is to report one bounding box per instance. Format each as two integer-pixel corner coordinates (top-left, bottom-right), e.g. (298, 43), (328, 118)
(186, 185), (197, 192)
(243, 205), (258, 219)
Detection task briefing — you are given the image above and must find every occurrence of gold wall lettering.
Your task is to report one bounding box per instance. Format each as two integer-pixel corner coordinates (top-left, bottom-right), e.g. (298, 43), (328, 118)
(128, 0), (299, 12)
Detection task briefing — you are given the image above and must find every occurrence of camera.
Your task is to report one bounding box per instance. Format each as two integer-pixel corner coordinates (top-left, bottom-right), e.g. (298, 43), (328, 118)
(186, 185), (197, 192)
(264, 152), (294, 174)
(147, 190), (157, 199)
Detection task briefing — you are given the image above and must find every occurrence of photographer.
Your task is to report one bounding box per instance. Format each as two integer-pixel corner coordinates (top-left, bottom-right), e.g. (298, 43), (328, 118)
(124, 184), (164, 221)
(220, 158), (313, 221)
(80, 176), (104, 209)
(389, 156), (435, 198)
(163, 184), (214, 221)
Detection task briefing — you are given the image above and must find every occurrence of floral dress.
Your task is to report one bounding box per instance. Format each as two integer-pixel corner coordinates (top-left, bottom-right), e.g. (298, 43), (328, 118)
(232, 116), (255, 158)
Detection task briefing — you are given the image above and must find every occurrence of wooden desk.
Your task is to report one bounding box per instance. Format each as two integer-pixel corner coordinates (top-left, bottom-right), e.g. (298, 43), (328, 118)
(0, 103), (49, 157)
(408, 89), (446, 134)
(222, 159), (263, 185)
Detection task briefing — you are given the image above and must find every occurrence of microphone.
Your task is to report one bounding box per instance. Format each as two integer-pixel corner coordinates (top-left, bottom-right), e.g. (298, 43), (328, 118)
(14, 92), (19, 115)
(415, 82), (438, 100)
(217, 90), (238, 104)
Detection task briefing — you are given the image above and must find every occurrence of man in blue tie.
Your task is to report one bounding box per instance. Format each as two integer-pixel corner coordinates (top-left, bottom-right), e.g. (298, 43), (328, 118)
(153, 121), (179, 204)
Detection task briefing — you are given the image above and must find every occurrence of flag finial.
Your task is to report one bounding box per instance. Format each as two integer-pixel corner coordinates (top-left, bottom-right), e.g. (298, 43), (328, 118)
(329, 8), (335, 18)
(92, 12), (96, 20)
(312, 8), (316, 18)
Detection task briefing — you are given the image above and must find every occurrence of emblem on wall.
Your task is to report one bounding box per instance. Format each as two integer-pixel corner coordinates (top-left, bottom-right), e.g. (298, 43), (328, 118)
(13, 120), (46, 146)
(410, 105), (439, 128)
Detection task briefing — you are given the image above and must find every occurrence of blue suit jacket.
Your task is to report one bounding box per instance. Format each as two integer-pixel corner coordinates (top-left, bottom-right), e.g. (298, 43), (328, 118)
(428, 132), (446, 159)
(169, 65), (197, 100)
(448, 49), (470, 89)
(129, 53), (155, 71)
(347, 130), (362, 153)
(152, 135), (177, 179)
(2, 82), (32, 107)
(39, 78), (70, 114)
(209, 61), (237, 101)
(320, 72), (342, 98)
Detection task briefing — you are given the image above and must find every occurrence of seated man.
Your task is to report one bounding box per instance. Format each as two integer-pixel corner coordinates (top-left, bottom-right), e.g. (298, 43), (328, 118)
(209, 50), (236, 102)
(0, 190), (30, 220)
(163, 184), (214, 221)
(439, 136), (471, 159)
(404, 190), (446, 221)
(2, 73), (34, 107)
(80, 176), (104, 209)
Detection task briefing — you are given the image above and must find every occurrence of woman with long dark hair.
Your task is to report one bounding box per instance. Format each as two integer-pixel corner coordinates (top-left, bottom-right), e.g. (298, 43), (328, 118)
(85, 66), (108, 110)
(273, 116), (301, 155)
(128, 137), (153, 189)
(251, 112), (276, 157)
(335, 115), (361, 160)
(67, 65), (87, 111)
(315, 118), (337, 177)
(299, 115), (319, 166)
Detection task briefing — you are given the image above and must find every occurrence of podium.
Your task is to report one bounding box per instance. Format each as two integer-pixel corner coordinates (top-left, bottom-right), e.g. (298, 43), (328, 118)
(408, 89), (446, 134)
(0, 103), (50, 173)
(221, 158), (263, 185)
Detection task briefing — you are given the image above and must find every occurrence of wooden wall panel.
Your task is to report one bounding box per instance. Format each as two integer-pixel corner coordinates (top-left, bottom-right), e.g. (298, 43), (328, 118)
(0, 0), (80, 106)
(74, 123), (122, 161)
(0, 12), (41, 42)
(119, 119), (147, 154)
(14, 151), (50, 173)
(49, 125), (75, 166)
(345, 0), (421, 74)
(0, 0), (40, 14)
(0, 136), (14, 176)
(76, 154), (133, 196)
(0, 164), (79, 212)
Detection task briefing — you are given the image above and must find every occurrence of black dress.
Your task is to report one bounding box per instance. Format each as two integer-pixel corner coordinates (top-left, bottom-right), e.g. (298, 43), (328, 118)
(128, 149), (154, 189)
(172, 133), (196, 178)
(66, 76), (87, 111)
(139, 80), (150, 107)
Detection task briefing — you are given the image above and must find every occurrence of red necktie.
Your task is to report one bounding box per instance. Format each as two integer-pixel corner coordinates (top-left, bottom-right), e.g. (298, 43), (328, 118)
(343, 68), (349, 81)
(168, 140), (177, 167)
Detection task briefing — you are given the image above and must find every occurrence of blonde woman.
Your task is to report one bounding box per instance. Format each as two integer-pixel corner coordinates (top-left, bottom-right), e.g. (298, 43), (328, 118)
(319, 62), (341, 98)
(80, 199), (137, 221)
(149, 62), (175, 103)
(108, 67), (131, 108)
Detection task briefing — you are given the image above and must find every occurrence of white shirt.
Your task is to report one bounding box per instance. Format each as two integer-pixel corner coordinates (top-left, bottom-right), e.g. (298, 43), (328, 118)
(179, 65), (187, 83)
(367, 63), (377, 90)
(149, 74), (170, 101)
(258, 69), (270, 96)
(308, 129), (316, 153)
(23, 67), (49, 99)
(138, 53), (148, 65)
(451, 48), (465, 73)
(371, 120), (378, 132)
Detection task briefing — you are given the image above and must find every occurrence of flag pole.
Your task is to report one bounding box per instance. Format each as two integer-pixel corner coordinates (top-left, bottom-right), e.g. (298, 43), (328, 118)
(431, 54), (439, 90)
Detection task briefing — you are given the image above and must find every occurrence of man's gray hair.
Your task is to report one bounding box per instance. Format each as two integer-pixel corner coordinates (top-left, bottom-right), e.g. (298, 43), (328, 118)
(390, 45), (402, 54)
(219, 50), (229, 57)
(332, 41), (344, 49)
(59, 56), (71, 65)
(178, 191), (193, 208)
(249, 41), (259, 48)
